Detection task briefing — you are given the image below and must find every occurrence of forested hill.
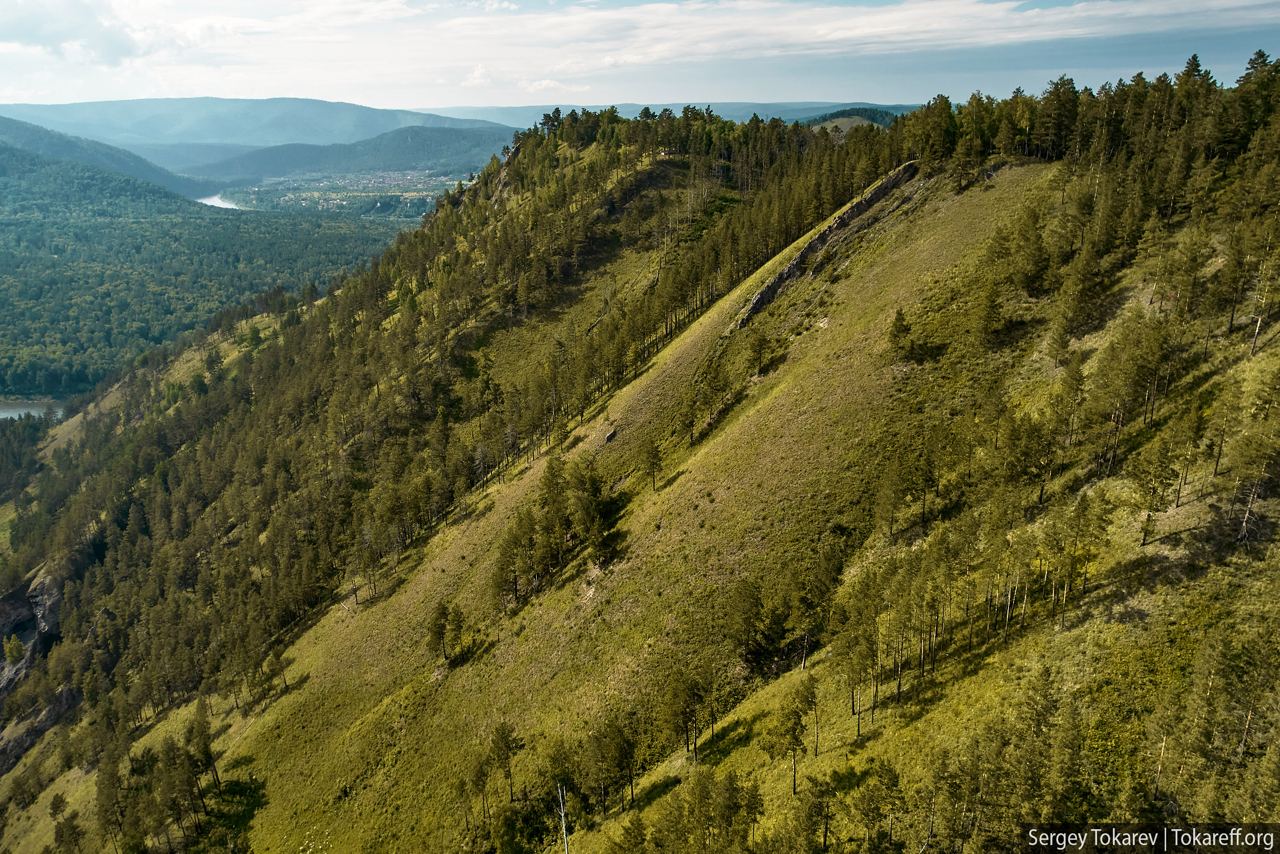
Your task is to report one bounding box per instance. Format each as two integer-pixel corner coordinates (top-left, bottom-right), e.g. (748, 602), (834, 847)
(0, 116), (213, 198)
(2, 53), (1279, 853)
(804, 106), (898, 129)
(0, 143), (397, 395)
(185, 125), (513, 182)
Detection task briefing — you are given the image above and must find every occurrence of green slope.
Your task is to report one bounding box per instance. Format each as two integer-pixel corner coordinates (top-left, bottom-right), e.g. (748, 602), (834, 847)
(1, 55), (1278, 854)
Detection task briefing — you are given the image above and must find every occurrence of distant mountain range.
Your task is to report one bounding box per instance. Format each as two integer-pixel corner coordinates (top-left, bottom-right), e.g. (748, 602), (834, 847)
(186, 125), (513, 182)
(419, 101), (918, 129)
(0, 114), (214, 198)
(0, 97), (511, 149)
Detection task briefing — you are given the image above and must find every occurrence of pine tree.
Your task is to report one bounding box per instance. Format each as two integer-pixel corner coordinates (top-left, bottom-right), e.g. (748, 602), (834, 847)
(888, 308), (912, 361)
(1130, 435), (1176, 546)
(488, 721), (523, 803)
(763, 682), (811, 795)
(185, 696), (219, 789)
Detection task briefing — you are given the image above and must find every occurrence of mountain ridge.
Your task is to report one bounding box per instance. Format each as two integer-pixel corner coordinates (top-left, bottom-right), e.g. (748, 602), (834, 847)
(184, 124), (513, 182)
(0, 115), (214, 198)
(1, 53), (1278, 853)
(418, 101), (918, 128)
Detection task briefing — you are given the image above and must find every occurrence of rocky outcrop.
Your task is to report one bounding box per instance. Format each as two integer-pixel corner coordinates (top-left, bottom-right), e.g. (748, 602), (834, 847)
(0, 585), (37, 697)
(737, 160), (919, 328)
(0, 570), (72, 776)
(0, 585), (34, 640)
(0, 569), (63, 701)
(27, 571), (61, 637)
(0, 687), (77, 778)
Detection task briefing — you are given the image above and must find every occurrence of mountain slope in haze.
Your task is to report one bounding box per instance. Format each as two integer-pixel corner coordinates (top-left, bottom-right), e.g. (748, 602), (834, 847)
(422, 100), (917, 128)
(0, 115), (213, 198)
(1, 54), (1279, 854)
(121, 142), (262, 173)
(0, 142), (397, 394)
(186, 125), (513, 182)
(0, 97), (510, 148)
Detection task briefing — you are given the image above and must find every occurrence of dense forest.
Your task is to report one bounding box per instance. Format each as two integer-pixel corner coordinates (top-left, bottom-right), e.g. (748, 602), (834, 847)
(0, 144), (398, 395)
(1, 52), (1278, 852)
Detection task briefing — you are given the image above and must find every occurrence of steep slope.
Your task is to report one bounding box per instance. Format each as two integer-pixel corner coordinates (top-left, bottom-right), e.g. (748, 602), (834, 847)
(2, 55), (1279, 854)
(226, 162), (1046, 852)
(0, 106), (906, 852)
(186, 125), (512, 182)
(0, 115), (213, 198)
(0, 98), (509, 148)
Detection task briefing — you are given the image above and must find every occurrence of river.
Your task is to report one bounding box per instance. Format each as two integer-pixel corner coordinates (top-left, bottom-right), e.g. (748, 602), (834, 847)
(0, 398), (62, 420)
(198, 194), (241, 209)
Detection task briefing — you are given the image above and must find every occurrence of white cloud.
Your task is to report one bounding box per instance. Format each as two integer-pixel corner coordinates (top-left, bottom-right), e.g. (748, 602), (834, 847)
(432, 0), (1280, 77)
(2, 0), (1276, 104)
(0, 0), (145, 64)
(518, 78), (590, 93)
(461, 63), (494, 88)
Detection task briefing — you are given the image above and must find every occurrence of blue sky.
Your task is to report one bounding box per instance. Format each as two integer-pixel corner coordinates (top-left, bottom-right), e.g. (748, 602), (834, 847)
(0, 0), (1276, 107)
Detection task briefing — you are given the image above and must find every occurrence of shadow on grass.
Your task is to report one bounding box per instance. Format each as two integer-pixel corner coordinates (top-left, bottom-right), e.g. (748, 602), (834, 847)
(223, 755), (255, 774)
(659, 468), (686, 491)
(190, 773), (267, 854)
(632, 773), (682, 812)
(246, 670), (312, 712)
(830, 763), (871, 795)
(449, 635), (497, 668)
(700, 711), (765, 767)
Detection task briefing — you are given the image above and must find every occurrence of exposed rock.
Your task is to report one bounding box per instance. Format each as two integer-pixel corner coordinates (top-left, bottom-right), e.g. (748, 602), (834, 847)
(737, 160), (919, 328)
(0, 624), (38, 697)
(0, 570), (64, 707)
(28, 570), (62, 637)
(0, 687), (77, 778)
(0, 585), (35, 639)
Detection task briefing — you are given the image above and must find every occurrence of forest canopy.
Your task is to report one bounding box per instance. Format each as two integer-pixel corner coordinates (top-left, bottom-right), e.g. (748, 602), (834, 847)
(0, 144), (398, 395)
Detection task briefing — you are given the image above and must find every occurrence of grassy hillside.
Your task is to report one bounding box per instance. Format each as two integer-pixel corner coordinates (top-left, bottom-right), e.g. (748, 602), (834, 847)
(186, 125), (512, 182)
(1, 55), (1278, 854)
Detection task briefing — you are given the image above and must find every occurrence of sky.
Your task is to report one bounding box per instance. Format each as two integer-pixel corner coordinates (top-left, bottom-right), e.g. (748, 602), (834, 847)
(0, 0), (1277, 108)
